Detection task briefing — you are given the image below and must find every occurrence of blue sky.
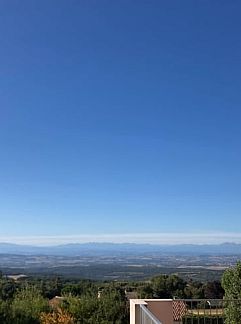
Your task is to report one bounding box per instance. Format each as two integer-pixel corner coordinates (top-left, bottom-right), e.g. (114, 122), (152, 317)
(0, 1), (240, 244)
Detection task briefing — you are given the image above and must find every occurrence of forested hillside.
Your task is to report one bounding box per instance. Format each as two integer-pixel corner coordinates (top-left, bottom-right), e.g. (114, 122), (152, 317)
(0, 271), (224, 323)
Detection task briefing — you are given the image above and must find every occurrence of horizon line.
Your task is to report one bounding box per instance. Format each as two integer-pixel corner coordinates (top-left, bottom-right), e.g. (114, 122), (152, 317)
(1, 232), (241, 246)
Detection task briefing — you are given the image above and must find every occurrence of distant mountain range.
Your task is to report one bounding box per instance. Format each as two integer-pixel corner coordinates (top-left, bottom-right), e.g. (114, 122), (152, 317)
(1, 242), (241, 256)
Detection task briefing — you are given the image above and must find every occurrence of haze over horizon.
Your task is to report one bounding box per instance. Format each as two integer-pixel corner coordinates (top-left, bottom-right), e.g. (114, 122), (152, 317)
(1, 232), (241, 246)
(0, 1), (240, 242)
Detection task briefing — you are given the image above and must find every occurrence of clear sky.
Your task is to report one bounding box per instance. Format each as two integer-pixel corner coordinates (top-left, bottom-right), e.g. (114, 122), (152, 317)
(0, 1), (241, 245)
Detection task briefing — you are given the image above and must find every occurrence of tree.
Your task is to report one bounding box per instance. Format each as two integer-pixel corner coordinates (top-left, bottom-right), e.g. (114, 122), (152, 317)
(61, 280), (95, 297)
(11, 285), (49, 324)
(42, 278), (63, 299)
(137, 284), (153, 298)
(0, 300), (11, 324)
(0, 278), (16, 300)
(203, 281), (224, 299)
(65, 288), (128, 323)
(184, 281), (204, 299)
(222, 261), (241, 324)
(151, 274), (186, 298)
